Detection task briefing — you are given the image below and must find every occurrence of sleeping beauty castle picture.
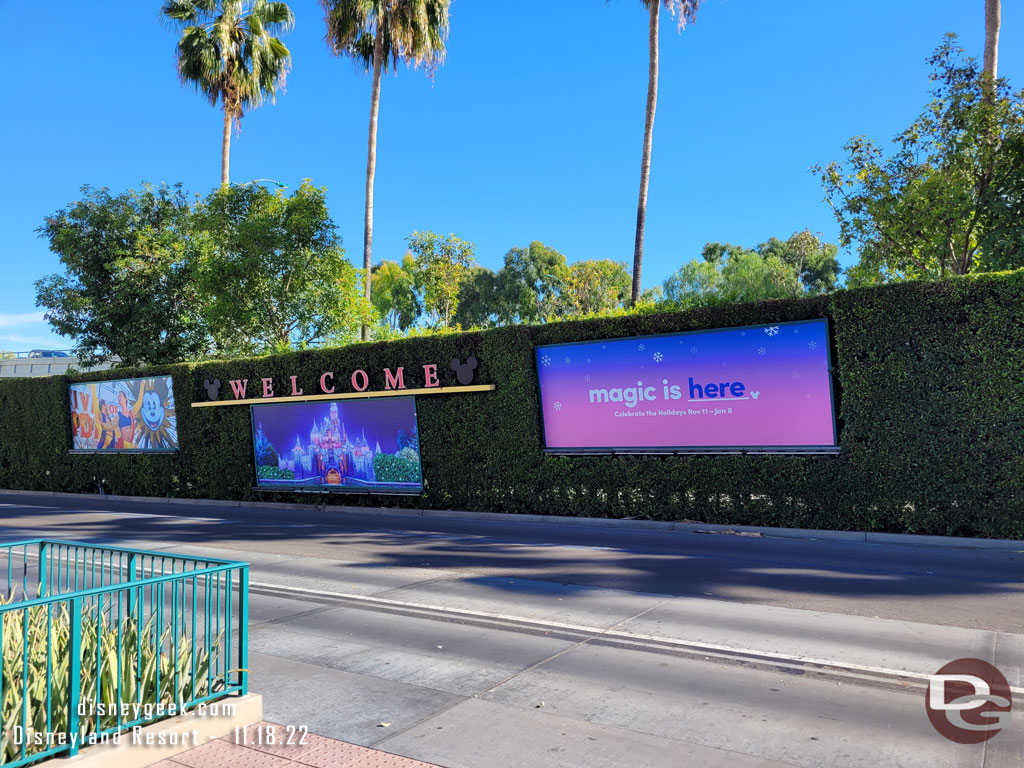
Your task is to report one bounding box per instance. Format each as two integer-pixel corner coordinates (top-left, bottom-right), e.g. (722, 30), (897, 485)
(251, 398), (422, 493)
(283, 402), (377, 484)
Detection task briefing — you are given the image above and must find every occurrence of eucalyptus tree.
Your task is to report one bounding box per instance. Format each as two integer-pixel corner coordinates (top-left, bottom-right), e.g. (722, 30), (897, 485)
(162, 0), (294, 186)
(320, 0), (451, 341)
(629, 0), (703, 306)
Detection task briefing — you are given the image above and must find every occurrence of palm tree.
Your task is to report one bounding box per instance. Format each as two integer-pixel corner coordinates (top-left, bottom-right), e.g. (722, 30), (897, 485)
(162, 0), (294, 186)
(321, 0), (450, 341)
(630, 1), (702, 306)
(984, 0), (1001, 89)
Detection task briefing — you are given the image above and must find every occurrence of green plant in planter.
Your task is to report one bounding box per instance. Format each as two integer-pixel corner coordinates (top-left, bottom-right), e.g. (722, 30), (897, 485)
(0, 597), (225, 764)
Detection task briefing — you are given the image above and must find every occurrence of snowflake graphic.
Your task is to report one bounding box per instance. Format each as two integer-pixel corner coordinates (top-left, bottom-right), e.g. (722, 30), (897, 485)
(690, 346), (698, 354)
(584, 375), (591, 382)
(637, 343), (646, 351)
(764, 326), (780, 337)
(553, 401), (562, 411)
(540, 355), (551, 367)
(564, 356), (571, 364)
(808, 341), (818, 350)
(758, 346), (766, 355)
(653, 352), (663, 363)
(792, 371), (801, 380)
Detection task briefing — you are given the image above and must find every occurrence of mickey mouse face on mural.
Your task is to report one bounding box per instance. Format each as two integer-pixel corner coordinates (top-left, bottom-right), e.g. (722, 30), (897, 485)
(141, 391), (165, 429)
(203, 378), (221, 401)
(450, 357), (478, 385)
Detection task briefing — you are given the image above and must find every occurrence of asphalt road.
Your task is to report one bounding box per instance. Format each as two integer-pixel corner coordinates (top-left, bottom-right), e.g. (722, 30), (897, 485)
(0, 492), (1021, 767)
(0, 492), (1020, 632)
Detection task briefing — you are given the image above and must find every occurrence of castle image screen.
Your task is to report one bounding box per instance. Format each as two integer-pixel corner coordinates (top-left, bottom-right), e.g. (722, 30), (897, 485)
(536, 319), (837, 453)
(250, 397), (423, 494)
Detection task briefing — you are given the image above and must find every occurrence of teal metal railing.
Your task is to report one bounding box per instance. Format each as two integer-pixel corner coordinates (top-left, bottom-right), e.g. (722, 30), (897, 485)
(0, 540), (249, 766)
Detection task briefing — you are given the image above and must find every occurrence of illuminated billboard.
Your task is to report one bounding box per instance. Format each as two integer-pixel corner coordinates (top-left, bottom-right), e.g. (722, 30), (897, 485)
(536, 319), (837, 453)
(70, 377), (178, 452)
(250, 397), (423, 494)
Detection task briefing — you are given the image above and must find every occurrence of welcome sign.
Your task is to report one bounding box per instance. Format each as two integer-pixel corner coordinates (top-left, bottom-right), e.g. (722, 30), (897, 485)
(535, 320), (837, 453)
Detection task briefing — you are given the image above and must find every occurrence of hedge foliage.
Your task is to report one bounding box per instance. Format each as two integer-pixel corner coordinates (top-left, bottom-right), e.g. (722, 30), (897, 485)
(1, 270), (1022, 538)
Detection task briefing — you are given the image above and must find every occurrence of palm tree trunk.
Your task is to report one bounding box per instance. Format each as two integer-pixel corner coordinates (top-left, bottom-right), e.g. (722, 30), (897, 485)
(361, 33), (385, 342)
(631, 2), (660, 307)
(221, 110), (232, 187)
(984, 0), (1000, 88)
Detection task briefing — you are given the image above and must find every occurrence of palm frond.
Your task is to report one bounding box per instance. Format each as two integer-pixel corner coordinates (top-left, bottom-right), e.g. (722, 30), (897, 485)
(321, 0), (449, 75)
(163, 0), (292, 114)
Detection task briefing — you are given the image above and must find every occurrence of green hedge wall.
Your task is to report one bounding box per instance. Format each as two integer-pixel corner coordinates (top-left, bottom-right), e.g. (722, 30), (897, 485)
(2, 270), (1023, 538)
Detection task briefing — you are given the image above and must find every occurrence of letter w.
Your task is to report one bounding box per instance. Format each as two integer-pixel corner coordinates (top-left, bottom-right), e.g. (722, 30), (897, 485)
(229, 380), (248, 399)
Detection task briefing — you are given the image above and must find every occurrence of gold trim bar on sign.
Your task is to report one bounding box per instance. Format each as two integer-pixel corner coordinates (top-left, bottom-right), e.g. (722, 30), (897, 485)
(190, 384), (496, 408)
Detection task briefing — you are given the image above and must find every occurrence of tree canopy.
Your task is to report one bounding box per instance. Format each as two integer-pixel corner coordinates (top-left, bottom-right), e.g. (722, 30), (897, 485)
(193, 182), (368, 355)
(815, 35), (1024, 285)
(36, 181), (367, 363)
(35, 184), (209, 366)
(660, 231), (839, 309)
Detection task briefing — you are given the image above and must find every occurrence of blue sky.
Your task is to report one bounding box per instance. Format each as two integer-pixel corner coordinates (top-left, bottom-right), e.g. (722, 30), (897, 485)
(2, 0), (1020, 350)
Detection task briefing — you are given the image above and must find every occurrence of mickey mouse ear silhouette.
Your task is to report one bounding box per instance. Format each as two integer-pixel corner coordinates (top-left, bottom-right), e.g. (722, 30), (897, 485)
(466, 357), (477, 370)
(450, 359), (460, 371)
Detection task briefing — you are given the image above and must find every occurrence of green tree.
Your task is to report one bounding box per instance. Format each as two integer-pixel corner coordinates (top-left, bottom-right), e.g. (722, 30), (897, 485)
(814, 36), (1024, 285)
(661, 234), (834, 308)
(371, 255), (421, 332)
(755, 230), (840, 294)
(662, 253), (722, 307)
(162, 0), (294, 187)
(192, 181), (369, 355)
(495, 241), (570, 324)
(629, 0), (703, 306)
(979, 131), (1024, 268)
(562, 259), (631, 317)
(406, 231), (475, 329)
(454, 266), (500, 328)
(35, 184), (210, 366)
(321, 0), (451, 341)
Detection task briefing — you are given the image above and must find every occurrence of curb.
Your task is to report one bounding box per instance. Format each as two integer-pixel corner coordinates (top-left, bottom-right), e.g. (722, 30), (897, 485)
(2, 488), (1022, 551)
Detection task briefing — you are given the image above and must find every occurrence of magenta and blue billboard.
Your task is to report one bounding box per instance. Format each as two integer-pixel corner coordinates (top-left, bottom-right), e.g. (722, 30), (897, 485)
(536, 319), (838, 453)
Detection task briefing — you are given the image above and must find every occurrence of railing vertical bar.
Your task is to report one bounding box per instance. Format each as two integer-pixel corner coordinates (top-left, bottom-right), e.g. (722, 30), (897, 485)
(172, 579), (179, 708)
(239, 566), (249, 696)
(226, 571), (233, 689)
(67, 597), (82, 757)
(215, 571), (221, 685)
(20, 605), (28, 761)
(116, 587), (122, 730)
(95, 592), (102, 730)
(37, 542), (48, 599)
(46, 601), (53, 737)
(155, 575), (162, 704)
(190, 575), (197, 702)
(136, 582), (143, 704)
(204, 574), (212, 696)
(22, 543), (28, 600)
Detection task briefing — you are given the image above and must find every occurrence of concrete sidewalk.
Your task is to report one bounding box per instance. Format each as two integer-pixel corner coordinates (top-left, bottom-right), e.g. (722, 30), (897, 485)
(152, 722), (438, 768)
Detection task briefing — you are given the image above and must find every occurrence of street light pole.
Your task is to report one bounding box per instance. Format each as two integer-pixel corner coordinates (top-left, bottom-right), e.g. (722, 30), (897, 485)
(233, 178), (289, 189)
